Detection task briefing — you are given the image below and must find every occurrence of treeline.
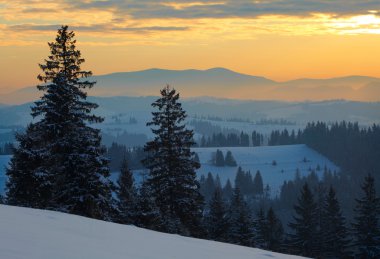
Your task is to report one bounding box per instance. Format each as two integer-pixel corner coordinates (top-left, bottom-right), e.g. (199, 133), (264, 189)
(284, 174), (380, 258)
(106, 143), (146, 171)
(301, 122), (380, 181)
(189, 120), (232, 136)
(102, 131), (148, 147)
(199, 167), (265, 202)
(199, 130), (264, 147)
(267, 122), (380, 187)
(201, 169), (380, 257)
(191, 116), (295, 125)
(268, 129), (299, 146)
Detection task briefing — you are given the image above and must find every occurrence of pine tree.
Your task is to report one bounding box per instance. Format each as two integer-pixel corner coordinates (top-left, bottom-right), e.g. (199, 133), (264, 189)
(215, 149), (225, 167)
(320, 186), (351, 258)
(203, 172), (216, 201)
(225, 150), (237, 167)
(352, 174), (380, 258)
(222, 179), (233, 200)
(6, 26), (113, 219)
(234, 166), (245, 194)
(244, 171), (254, 196)
(287, 183), (318, 257)
(6, 124), (49, 208)
(205, 188), (230, 242)
(116, 157), (137, 224)
(253, 170), (264, 196)
(193, 153), (200, 164)
(143, 86), (203, 236)
(266, 207), (284, 252)
(314, 183), (325, 257)
(214, 174), (222, 189)
(228, 188), (254, 246)
(254, 207), (267, 249)
(135, 181), (164, 231)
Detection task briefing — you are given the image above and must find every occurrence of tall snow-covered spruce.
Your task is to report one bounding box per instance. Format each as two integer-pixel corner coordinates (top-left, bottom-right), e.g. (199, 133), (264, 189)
(143, 85), (203, 236)
(6, 25), (113, 220)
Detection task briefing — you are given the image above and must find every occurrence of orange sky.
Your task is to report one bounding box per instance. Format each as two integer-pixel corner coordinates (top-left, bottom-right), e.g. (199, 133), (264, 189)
(1, 1), (380, 93)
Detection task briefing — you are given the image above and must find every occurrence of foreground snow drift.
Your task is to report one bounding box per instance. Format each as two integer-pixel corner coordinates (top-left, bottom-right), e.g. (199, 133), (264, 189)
(0, 205), (303, 259)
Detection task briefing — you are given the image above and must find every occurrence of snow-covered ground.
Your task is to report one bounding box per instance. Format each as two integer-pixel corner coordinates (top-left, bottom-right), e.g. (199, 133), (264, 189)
(0, 205), (304, 259)
(193, 144), (339, 197)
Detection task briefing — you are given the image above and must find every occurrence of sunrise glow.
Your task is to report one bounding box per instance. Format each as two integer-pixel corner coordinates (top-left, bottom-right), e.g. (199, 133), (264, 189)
(1, 1), (380, 93)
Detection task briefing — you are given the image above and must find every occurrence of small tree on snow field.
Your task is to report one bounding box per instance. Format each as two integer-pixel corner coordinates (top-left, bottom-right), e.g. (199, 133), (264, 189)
(143, 85), (203, 236)
(214, 149), (225, 166)
(225, 150), (237, 167)
(6, 25), (113, 219)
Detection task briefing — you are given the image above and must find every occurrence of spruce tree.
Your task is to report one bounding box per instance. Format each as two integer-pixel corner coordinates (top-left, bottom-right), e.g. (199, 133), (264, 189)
(135, 181), (163, 231)
(266, 207), (284, 252)
(225, 150), (237, 167)
(321, 186), (351, 258)
(215, 149), (225, 167)
(287, 183), (318, 257)
(234, 166), (245, 194)
(222, 179), (233, 200)
(253, 170), (264, 196)
(116, 157), (137, 224)
(215, 174), (222, 189)
(143, 86), (203, 236)
(6, 25), (113, 219)
(205, 187), (230, 242)
(193, 153), (200, 164)
(6, 124), (49, 208)
(254, 207), (267, 249)
(244, 171), (254, 196)
(228, 188), (254, 246)
(352, 174), (380, 258)
(203, 172), (216, 201)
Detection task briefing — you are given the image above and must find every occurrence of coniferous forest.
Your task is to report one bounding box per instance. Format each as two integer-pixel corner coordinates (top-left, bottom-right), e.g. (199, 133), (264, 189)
(4, 26), (380, 258)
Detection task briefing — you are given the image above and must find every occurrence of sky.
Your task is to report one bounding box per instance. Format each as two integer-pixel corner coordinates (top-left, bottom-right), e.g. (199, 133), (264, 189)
(1, 0), (380, 93)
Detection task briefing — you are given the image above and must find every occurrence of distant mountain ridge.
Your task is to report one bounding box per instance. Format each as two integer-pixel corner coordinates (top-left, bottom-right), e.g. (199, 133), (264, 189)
(1, 68), (379, 104)
(1, 96), (379, 127)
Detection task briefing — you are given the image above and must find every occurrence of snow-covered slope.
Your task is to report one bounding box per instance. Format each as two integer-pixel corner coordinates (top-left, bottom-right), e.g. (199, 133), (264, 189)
(194, 145), (339, 197)
(0, 205), (303, 259)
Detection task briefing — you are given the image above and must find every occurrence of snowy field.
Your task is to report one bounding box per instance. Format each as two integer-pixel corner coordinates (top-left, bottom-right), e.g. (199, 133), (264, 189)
(0, 205), (304, 259)
(0, 145), (338, 197)
(193, 145), (339, 197)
